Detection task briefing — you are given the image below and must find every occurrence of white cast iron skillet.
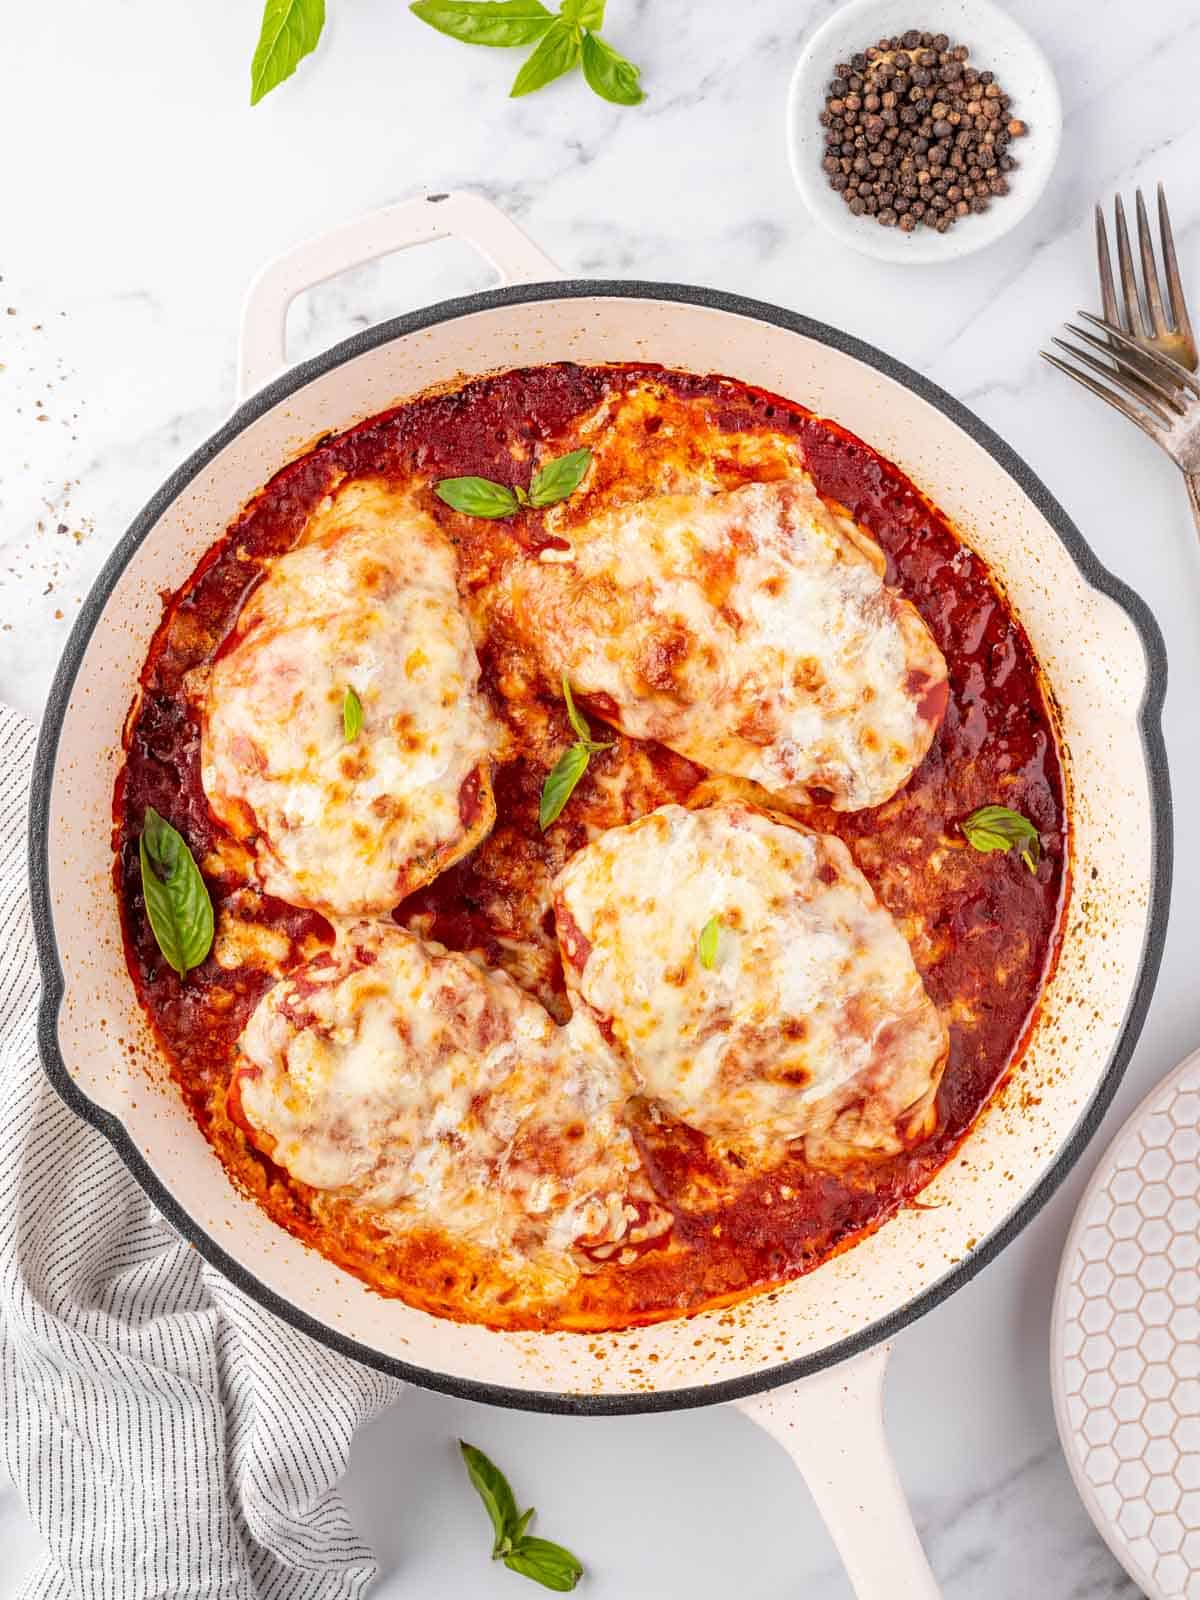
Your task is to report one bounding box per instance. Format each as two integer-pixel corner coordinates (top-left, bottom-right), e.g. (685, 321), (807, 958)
(29, 192), (1171, 1598)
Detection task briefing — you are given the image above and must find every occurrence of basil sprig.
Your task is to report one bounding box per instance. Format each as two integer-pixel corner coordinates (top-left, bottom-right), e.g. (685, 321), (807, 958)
(960, 804), (1041, 874)
(250, 0), (642, 105)
(250, 0), (326, 104)
(139, 808), (215, 978)
(538, 675), (613, 830)
(342, 685), (363, 742)
(411, 0), (644, 104)
(697, 914), (721, 970)
(435, 448), (592, 520)
(460, 1441), (583, 1591)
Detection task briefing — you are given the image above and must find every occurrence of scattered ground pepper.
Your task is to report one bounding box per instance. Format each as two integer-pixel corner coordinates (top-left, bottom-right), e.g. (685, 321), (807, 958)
(819, 29), (1028, 234)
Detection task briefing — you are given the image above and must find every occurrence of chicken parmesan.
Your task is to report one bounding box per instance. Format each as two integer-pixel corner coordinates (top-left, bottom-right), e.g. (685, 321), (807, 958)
(231, 924), (667, 1288)
(554, 802), (948, 1167)
(115, 361), (1067, 1331)
(509, 478), (948, 810)
(201, 482), (500, 919)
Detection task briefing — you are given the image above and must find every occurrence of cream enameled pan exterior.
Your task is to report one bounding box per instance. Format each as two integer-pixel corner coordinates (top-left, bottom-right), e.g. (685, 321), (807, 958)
(30, 191), (1169, 1600)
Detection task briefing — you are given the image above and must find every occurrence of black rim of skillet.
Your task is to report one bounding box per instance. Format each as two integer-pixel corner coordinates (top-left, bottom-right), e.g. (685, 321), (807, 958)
(29, 279), (1173, 1417)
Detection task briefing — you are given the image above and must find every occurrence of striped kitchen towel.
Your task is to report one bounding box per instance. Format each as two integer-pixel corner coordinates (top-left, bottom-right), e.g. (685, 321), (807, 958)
(0, 703), (405, 1599)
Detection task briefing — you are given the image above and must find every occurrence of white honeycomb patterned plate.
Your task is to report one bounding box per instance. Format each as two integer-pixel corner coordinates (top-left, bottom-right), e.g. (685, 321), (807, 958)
(1052, 1048), (1200, 1598)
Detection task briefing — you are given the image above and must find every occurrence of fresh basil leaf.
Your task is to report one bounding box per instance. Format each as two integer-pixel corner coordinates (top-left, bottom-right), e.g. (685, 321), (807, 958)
(504, 1536), (584, 1592)
(560, 675), (591, 744)
(698, 914), (721, 970)
(510, 17), (581, 97)
(342, 686), (363, 742)
(459, 1443), (583, 1590)
(528, 448), (592, 509)
(539, 743), (591, 830)
(139, 808), (214, 979)
(960, 804), (1041, 874)
(560, 675), (613, 753)
(435, 475), (522, 518)
(460, 1442), (521, 1558)
(410, 0), (555, 47)
(561, 0), (604, 29)
(580, 30), (644, 104)
(250, 0), (326, 105)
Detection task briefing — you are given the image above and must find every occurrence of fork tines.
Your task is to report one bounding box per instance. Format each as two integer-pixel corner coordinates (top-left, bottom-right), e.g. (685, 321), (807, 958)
(1095, 184), (1194, 350)
(1041, 184), (1197, 444)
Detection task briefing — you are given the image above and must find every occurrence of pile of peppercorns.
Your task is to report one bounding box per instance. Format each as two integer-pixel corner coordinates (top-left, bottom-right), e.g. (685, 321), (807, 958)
(819, 30), (1028, 233)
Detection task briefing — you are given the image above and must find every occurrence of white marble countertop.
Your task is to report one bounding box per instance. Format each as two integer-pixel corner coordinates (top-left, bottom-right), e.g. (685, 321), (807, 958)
(4, 0), (1199, 1594)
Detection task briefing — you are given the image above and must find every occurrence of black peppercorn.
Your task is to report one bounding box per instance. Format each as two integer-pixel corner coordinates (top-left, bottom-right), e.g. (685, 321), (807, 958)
(818, 29), (1028, 236)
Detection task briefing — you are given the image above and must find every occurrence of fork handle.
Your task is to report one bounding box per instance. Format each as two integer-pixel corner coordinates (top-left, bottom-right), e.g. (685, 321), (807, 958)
(1187, 472), (1200, 540)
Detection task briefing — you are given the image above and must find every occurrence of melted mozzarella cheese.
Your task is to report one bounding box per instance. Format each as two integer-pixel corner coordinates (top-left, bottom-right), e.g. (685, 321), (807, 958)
(510, 477), (947, 811)
(202, 482), (501, 918)
(553, 802), (948, 1167)
(232, 925), (659, 1262)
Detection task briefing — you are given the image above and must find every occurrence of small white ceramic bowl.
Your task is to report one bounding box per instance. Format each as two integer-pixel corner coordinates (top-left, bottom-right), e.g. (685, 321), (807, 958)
(786, 0), (1062, 263)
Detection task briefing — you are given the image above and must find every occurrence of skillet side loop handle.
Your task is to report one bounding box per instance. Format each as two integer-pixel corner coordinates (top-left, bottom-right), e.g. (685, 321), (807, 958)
(237, 190), (563, 401)
(735, 1343), (941, 1600)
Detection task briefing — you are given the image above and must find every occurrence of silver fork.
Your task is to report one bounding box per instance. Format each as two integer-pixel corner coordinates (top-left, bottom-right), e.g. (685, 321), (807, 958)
(1041, 183), (1200, 534)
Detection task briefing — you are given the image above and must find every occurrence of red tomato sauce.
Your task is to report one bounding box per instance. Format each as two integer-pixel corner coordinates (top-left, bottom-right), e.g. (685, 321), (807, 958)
(114, 363), (1067, 1329)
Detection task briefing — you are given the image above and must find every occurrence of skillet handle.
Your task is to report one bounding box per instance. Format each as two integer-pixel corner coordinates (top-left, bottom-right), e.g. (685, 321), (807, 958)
(735, 1343), (941, 1599)
(237, 190), (563, 400)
